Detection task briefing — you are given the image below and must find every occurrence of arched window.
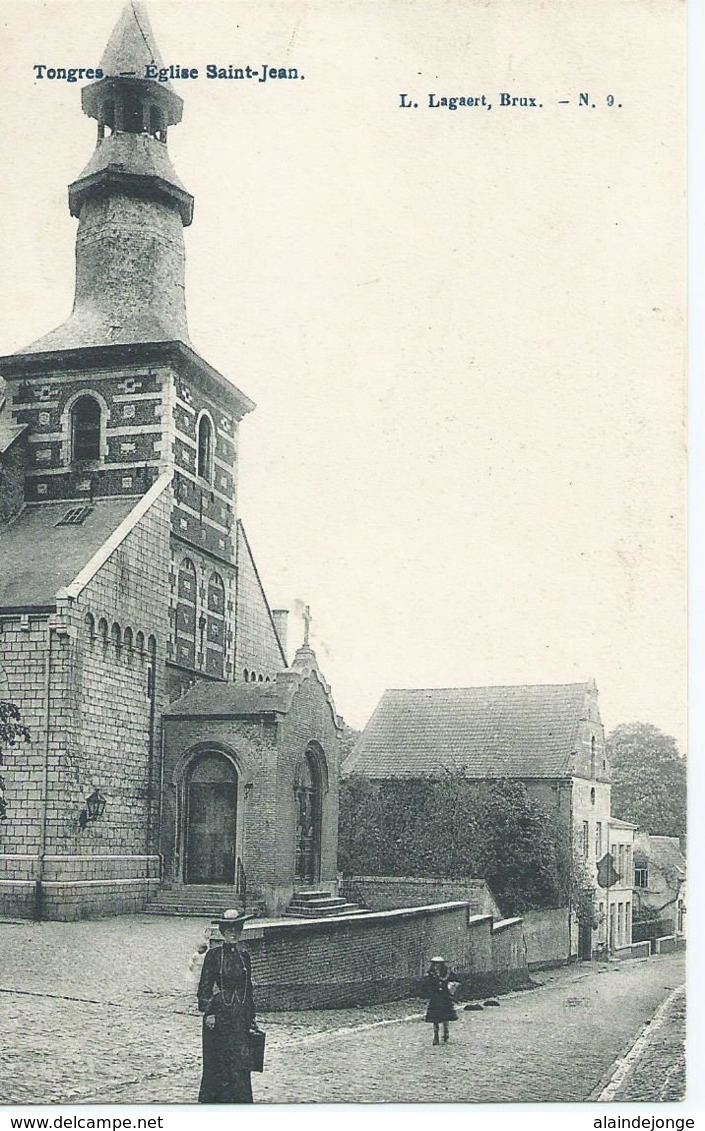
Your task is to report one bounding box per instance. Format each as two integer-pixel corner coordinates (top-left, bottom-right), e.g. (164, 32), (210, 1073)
(175, 559), (197, 668)
(98, 618), (109, 646)
(135, 630), (145, 655)
(123, 627), (134, 652)
(111, 623), (122, 653)
(84, 613), (95, 640)
(71, 395), (101, 462)
(197, 413), (214, 482)
(205, 572), (225, 678)
(294, 752), (323, 884)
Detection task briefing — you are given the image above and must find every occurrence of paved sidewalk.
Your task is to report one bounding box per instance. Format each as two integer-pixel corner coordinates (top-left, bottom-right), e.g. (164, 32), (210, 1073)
(0, 915), (686, 1105)
(604, 985), (686, 1103)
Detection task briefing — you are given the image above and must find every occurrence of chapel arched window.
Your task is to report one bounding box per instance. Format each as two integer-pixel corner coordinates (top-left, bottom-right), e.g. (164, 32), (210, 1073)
(71, 395), (101, 462)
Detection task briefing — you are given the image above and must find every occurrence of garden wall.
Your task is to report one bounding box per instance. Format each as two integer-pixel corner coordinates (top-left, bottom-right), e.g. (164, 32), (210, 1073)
(238, 901), (530, 1010)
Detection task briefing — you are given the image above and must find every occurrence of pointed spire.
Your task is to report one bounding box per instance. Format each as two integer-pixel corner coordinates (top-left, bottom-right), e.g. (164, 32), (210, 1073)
(99, 2), (166, 78)
(81, 3), (183, 128)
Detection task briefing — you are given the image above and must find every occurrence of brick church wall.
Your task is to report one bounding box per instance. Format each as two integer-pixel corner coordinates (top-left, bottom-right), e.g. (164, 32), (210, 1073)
(0, 488), (171, 919)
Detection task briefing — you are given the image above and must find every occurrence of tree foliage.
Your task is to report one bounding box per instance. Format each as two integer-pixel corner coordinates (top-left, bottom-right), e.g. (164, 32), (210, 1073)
(607, 723), (686, 837)
(338, 773), (576, 917)
(0, 701), (30, 763)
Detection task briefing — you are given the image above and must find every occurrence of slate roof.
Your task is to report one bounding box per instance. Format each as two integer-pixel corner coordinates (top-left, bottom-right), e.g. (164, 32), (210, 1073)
(644, 835), (686, 879)
(0, 417), (28, 454)
(163, 680), (289, 718)
(0, 499), (138, 609)
(343, 683), (593, 779)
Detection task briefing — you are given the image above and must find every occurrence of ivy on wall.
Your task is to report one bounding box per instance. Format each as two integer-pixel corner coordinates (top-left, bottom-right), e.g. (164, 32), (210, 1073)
(338, 773), (579, 917)
(0, 701), (31, 821)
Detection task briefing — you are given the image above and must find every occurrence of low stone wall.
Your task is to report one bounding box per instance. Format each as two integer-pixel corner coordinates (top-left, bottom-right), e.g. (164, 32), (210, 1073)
(340, 875), (502, 919)
(0, 854), (161, 920)
(521, 907), (572, 968)
(654, 935), (679, 955)
(613, 941), (651, 960)
(238, 901), (530, 1010)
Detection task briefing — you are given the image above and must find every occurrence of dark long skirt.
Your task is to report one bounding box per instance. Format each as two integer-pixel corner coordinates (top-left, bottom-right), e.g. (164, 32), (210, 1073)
(198, 1009), (253, 1104)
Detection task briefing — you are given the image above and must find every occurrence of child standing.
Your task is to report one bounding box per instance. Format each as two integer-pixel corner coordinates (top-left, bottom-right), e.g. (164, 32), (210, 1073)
(424, 956), (458, 1045)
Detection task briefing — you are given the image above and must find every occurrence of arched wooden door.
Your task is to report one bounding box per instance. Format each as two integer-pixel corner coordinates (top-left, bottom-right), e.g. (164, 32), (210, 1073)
(294, 754), (322, 884)
(185, 752), (237, 884)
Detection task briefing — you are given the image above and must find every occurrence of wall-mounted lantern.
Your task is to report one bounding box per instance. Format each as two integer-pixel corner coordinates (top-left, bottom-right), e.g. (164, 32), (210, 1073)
(79, 787), (107, 830)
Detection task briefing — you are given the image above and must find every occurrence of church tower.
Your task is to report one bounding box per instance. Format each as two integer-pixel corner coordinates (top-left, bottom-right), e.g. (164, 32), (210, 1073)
(0, 4), (295, 920)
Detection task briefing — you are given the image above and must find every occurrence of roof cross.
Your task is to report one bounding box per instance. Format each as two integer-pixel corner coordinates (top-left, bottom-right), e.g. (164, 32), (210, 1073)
(302, 605), (312, 647)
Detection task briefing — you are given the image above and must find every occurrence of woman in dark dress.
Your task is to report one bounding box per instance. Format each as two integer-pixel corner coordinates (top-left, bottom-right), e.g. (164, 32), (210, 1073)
(425, 956), (458, 1045)
(197, 909), (258, 1103)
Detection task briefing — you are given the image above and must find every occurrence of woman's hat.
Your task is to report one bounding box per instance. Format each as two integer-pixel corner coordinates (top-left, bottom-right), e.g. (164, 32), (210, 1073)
(217, 908), (253, 930)
(430, 956), (446, 964)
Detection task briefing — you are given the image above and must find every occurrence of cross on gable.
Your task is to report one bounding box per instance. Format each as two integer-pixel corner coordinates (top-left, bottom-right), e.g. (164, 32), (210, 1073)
(302, 604), (312, 647)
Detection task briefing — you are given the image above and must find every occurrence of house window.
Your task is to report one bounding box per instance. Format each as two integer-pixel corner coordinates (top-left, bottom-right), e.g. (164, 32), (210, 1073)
(71, 395), (101, 461)
(625, 901), (631, 944)
(618, 902), (624, 946)
(635, 867), (649, 889)
(582, 820), (589, 859)
(625, 845), (632, 881)
(197, 413), (214, 482)
(595, 821), (603, 859)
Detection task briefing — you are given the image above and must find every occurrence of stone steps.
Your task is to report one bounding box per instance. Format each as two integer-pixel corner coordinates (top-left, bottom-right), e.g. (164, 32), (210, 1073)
(284, 889), (367, 919)
(144, 885), (259, 919)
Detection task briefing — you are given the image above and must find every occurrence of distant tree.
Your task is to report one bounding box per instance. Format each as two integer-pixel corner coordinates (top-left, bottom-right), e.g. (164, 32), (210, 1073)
(607, 723), (686, 837)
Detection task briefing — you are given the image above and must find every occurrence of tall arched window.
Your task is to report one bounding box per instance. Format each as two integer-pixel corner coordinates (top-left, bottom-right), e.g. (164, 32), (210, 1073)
(205, 572), (225, 678)
(71, 395), (101, 462)
(294, 751), (324, 884)
(175, 558), (197, 668)
(197, 413), (214, 482)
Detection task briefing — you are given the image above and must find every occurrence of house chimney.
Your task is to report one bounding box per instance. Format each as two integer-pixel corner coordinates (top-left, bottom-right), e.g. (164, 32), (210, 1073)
(272, 609), (289, 663)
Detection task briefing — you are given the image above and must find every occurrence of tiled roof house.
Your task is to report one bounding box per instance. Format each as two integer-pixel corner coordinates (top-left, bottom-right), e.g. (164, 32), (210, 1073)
(344, 680), (630, 958)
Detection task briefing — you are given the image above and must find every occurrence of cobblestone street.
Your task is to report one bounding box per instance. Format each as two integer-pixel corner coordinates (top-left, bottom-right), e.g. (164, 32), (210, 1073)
(0, 916), (685, 1105)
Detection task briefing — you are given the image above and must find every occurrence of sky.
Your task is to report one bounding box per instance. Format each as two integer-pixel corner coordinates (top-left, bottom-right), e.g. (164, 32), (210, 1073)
(0, 0), (687, 747)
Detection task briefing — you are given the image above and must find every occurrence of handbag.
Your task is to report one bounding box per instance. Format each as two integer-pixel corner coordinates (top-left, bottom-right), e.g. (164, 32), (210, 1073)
(447, 980), (460, 998)
(248, 1027), (266, 1073)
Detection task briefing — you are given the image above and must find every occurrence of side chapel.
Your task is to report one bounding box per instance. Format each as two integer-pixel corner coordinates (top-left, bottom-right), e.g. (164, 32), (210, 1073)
(0, 3), (342, 920)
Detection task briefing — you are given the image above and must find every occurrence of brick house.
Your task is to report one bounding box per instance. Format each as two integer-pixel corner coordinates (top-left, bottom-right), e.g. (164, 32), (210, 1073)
(344, 681), (632, 957)
(0, 4), (342, 919)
